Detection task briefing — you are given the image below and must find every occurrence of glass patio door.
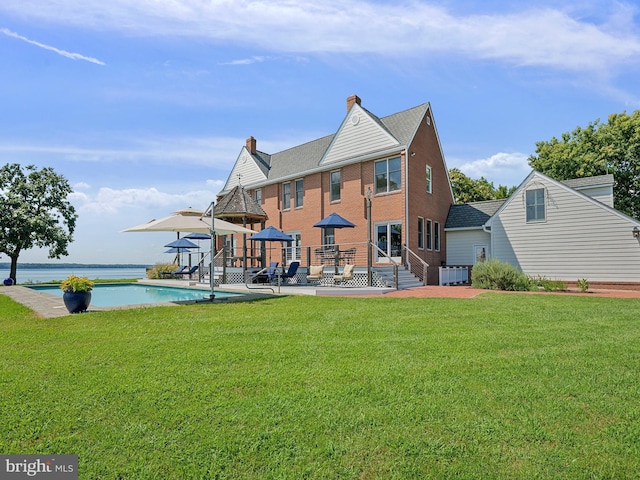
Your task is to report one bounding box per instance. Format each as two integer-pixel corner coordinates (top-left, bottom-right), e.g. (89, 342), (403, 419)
(375, 222), (402, 263)
(285, 232), (302, 265)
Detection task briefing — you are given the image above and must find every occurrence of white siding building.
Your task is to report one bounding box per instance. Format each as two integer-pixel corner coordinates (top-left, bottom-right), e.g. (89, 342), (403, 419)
(446, 172), (640, 283)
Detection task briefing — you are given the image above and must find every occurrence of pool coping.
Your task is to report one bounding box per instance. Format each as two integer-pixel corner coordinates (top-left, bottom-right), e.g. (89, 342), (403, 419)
(1, 282), (272, 318)
(1, 279), (395, 318)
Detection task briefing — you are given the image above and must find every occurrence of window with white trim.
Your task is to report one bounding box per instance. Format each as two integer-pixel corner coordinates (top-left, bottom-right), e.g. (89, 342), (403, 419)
(426, 165), (432, 194)
(526, 188), (545, 222)
(418, 217), (424, 250)
(254, 188), (262, 205)
(434, 221), (440, 251)
(282, 182), (291, 210)
(330, 170), (341, 202)
(426, 219), (432, 250)
(294, 179), (304, 207)
(375, 156), (401, 194)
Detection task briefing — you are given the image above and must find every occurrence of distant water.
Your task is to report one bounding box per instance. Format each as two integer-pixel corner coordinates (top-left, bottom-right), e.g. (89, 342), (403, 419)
(3, 267), (147, 284)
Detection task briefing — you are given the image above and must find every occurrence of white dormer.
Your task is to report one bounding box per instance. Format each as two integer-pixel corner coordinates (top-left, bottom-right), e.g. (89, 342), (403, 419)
(320, 102), (400, 166)
(223, 146), (267, 191)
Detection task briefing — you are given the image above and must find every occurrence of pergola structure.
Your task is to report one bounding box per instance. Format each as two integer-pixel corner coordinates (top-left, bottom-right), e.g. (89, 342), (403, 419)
(214, 185), (268, 269)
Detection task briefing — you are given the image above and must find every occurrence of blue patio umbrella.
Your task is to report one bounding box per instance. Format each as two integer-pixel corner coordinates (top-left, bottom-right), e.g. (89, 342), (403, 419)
(313, 212), (356, 229)
(164, 247), (192, 254)
(165, 238), (199, 249)
(248, 226), (294, 243)
(249, 226), (294, 264)
(165, 238), (199, 266)
(314, 213), (356, 273)
(183, 232), (210, 254)
(184, 232), (211, 240)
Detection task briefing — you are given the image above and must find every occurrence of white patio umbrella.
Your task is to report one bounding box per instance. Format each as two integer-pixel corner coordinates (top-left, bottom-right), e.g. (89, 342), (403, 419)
(122, 206), (256, 300)
(122, 208), (255, 236)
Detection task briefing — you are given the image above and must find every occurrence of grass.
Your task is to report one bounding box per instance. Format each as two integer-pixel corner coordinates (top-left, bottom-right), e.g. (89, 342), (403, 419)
(1, 293), (640, 479)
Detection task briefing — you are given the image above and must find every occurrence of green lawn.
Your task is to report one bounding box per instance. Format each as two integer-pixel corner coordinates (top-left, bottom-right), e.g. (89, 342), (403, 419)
(1, 292), (640, 479)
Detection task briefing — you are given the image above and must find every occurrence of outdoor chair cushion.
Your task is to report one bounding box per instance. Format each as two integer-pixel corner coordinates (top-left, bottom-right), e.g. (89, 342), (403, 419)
(306, 265), (324, 281)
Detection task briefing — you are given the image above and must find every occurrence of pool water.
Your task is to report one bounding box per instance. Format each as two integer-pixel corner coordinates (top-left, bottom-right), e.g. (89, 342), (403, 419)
(29, 283), (243, 307)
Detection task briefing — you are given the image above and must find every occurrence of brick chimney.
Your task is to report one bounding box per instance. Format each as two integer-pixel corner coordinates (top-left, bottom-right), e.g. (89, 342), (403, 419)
(346, 94), (361, 112)
(246, 136), (256, 155)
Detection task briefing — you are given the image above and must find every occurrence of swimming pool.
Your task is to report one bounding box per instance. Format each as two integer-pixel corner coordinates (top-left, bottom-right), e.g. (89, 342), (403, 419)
(29, 283), (244, 307)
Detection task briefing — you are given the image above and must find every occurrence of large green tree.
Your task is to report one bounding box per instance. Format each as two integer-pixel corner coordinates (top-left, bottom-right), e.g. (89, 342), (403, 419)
(0, 164), (77, 282)
(449, 168), (516, 203)
(528, 110), (640, 219)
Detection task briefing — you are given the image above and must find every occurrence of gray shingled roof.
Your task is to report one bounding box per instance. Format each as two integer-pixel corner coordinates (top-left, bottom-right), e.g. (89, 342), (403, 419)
(560, 174), (614, 189)
(215, 185), (268, 221)
(266, 135), (334, 181)
(445, 199), (505, 229)
(249, 103), (429, 184)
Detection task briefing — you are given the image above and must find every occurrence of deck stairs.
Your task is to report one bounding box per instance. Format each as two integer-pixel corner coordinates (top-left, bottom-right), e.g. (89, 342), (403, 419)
(373, 265), (424, 290)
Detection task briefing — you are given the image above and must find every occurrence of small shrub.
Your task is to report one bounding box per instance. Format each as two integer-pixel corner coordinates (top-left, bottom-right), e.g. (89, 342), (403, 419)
(471, 259), (533, 291)
(529, 276), (568, 292)
(146, 263), (177, 279)
(542, 279), (568, 292)
(577, 278), (590, 293)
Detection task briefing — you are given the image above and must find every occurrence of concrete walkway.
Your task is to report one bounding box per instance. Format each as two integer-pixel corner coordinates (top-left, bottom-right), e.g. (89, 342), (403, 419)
(1, 285), (73, 318)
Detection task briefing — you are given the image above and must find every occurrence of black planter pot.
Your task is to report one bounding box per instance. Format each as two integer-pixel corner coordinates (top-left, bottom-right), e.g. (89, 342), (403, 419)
(63, 291), (92, 313)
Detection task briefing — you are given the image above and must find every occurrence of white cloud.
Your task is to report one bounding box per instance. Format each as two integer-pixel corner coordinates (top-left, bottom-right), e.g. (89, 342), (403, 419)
(220, 56), (268, 66)
(1, 1), (638, 74)
(455, 152), (531, 186)
(0, 135), (243, 168)
(72, 186), (216, 215)
(0, 27), (105, 65)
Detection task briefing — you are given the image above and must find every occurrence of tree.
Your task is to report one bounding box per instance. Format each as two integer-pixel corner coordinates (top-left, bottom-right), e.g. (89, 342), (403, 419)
(528, 111), (640, 219)
(449, 168), (516, 203)
(0, 164), (77, 282)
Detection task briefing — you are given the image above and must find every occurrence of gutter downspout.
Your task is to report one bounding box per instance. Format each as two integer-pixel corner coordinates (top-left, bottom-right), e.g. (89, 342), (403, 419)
(482, 223), (492, 260)
(404, 148), (409, 265)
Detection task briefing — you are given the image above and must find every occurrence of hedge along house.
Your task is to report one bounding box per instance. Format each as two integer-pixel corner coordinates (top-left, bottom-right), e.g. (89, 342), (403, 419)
(445, 171), (640, 285)
(218, 95), (455, 286)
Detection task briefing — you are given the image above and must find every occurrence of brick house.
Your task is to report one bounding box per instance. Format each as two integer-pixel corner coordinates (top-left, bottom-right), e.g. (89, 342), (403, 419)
(218, 95), (454, 285)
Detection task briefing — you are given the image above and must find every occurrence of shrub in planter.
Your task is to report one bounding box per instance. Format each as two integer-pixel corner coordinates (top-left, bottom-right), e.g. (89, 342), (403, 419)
(471, 258), (533, 291)
(60, 275), (94, 313)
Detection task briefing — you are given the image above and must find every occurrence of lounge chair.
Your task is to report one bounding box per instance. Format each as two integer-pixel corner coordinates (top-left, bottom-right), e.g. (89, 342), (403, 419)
(176, 265), (198, 279)
(160, 265), (187, 277)
(277, 261), (300, 284)
(334, 264), (355, 285)
(306, 265), (324, 285)
(249, 262), (278, 284)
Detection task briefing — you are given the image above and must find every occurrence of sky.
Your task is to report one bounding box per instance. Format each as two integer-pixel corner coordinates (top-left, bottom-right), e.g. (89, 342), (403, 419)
(1, 0), (639, 265)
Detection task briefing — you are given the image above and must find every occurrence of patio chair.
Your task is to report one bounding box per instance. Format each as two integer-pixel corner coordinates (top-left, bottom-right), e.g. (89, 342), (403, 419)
(277, 261), (300, 284)
(306, 265), (324, 285)
(176, 265), (198, 279)
(334, 264), (355, 286)
(160, 265), (187, 277)
(249, 262), (278, 284)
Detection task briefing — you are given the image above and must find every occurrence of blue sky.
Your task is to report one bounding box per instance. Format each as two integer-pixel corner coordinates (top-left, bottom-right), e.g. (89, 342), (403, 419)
(1, 0), (639, 265)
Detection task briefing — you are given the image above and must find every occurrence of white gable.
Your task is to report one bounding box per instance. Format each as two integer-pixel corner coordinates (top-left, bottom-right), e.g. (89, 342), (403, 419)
(320, 104), (400, 165)
(223, 148), (267, 191)
(486, 171), (640, 282)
